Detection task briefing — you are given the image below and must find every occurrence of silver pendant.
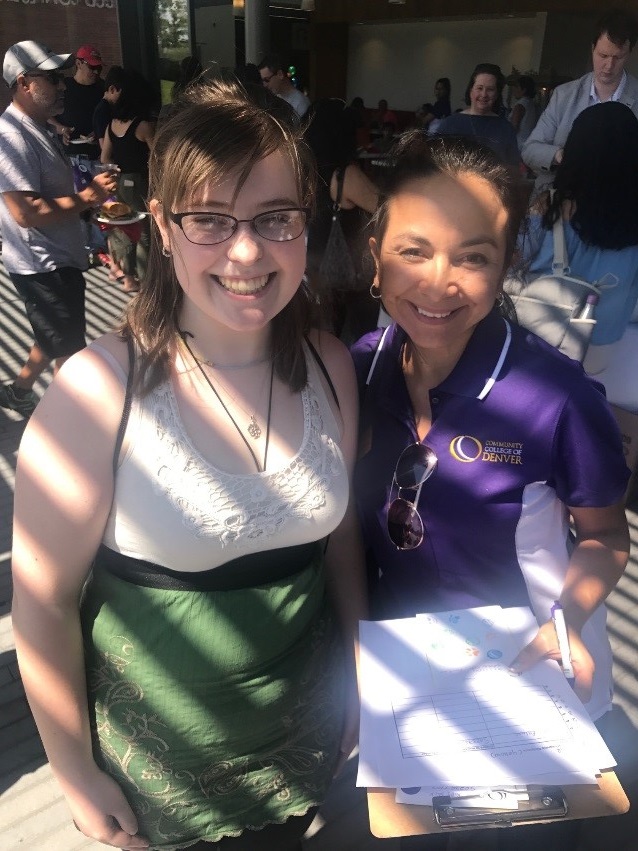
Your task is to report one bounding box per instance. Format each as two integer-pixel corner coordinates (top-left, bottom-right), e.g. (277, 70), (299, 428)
(247, 416), (262, 439)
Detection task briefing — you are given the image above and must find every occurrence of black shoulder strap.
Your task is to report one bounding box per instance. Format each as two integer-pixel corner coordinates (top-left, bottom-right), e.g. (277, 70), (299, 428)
(112, 335), (135, 478)
(305, 336), (340, 410)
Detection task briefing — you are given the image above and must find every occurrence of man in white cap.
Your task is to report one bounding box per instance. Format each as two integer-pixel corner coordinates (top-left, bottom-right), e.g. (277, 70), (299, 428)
(0, 41), (117, 417)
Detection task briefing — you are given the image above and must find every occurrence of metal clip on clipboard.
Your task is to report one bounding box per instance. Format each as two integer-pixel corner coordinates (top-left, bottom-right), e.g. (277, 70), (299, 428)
(433, 786), (568, 829)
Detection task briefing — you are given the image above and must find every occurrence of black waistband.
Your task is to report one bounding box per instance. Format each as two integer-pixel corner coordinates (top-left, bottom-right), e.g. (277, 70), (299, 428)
(92, 541), (324, 591)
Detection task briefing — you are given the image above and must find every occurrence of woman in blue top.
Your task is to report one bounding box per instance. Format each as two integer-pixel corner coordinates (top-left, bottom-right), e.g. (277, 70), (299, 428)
(436, 63), (519, 167)
(520, 102), (638, 369)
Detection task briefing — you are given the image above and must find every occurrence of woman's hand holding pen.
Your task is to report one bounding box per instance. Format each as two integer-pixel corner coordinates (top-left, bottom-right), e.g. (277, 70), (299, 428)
(508, 618), (595, 705)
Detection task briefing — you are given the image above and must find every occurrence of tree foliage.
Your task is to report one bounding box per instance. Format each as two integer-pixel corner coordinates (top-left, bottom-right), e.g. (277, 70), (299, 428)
(157, 0), (189, 49)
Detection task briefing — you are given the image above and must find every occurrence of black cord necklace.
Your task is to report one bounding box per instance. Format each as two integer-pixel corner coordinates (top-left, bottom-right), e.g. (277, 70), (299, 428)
(179, 330), (274, 473)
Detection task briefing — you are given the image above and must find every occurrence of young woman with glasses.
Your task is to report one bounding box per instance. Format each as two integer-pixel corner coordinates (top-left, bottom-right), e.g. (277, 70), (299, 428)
(12, 78), (366, 851)
(351, 132), (629, 730)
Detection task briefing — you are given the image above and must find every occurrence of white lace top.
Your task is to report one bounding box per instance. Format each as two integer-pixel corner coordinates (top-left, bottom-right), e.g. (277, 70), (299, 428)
(96, 344), (349, 571)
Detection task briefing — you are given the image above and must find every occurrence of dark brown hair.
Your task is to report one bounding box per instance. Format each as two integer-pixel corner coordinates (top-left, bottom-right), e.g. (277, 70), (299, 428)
(123, 77), (317, 394)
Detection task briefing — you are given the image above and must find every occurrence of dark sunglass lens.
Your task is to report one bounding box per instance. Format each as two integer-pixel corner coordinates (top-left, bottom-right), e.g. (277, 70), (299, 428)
(387, 498), (424, 550)
(395, 444), (437, 489)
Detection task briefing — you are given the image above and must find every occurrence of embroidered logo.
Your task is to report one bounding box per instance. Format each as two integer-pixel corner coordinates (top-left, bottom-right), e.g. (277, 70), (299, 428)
(449, 435), (483, 462)
(449, 436), (524, 465)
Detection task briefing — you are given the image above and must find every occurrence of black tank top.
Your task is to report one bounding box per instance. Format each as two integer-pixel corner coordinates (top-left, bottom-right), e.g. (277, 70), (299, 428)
(107, 118), (149, 175)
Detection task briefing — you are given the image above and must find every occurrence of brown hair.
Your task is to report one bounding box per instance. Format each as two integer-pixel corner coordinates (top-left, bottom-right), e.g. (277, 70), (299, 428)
(123, 77), (317, 393)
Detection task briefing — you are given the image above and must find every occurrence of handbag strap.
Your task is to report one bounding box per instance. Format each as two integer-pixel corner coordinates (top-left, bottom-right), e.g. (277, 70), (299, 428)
(550, 190), (569, 274)
(333, 167), (345, 210)
(112, 335), (135, 478)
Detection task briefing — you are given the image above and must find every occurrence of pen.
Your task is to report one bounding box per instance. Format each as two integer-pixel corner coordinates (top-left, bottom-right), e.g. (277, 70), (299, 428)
(551, 601), (575, 681)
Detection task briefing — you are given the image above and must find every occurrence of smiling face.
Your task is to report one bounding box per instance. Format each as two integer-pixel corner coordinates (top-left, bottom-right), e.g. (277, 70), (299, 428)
(151, 150), (306, 340)
(469, 73), (498, 114)
(370, 170), (509, 361)
(592, 32), (630, 91)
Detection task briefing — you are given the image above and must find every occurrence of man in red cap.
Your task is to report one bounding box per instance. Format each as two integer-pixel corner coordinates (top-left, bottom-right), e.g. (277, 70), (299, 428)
(49, 44), (105, 157)
(48, 45), (107, 260)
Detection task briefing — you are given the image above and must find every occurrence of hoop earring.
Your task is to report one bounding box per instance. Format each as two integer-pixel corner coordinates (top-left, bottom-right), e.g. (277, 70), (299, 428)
(161, 246), (171, 258)
(370, 281), (382, 300)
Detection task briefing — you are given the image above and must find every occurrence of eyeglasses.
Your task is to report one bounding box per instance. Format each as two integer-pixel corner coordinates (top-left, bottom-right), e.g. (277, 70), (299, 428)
(260, 74), (274, 85)
(387, 443), (437, 550)
(169, 208), (309, 245)
(78, 59), (102, 74)
(25, 70), (64, 86)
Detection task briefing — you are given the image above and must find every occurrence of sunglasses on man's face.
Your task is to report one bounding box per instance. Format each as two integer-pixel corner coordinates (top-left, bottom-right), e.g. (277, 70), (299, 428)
(78, 58), (102, 74)
(386, 443), (438, 550)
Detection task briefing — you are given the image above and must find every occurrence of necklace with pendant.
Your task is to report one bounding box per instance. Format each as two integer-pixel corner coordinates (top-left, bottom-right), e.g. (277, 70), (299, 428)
(179, 330), (274, 472)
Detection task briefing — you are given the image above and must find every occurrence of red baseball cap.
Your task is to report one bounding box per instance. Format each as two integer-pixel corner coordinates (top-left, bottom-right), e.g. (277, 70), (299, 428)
(76, 45), (102, 67)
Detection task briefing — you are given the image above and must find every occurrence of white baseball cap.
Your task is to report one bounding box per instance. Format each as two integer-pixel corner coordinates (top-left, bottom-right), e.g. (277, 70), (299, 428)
(3, 40), (73, 87)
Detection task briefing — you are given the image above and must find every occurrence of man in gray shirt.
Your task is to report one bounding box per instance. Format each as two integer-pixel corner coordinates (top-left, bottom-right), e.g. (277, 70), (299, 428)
(0, 41), (116, 416)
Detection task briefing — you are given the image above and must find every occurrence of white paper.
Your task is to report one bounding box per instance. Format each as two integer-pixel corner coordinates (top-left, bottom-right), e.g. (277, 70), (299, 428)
(357, 606), (615, 789)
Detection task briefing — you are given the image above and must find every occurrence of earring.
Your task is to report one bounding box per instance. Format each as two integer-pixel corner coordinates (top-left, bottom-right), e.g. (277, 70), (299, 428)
(495, 292), (505, 307)
(370, 281), (382, 300)
(161, 246), (171, 258)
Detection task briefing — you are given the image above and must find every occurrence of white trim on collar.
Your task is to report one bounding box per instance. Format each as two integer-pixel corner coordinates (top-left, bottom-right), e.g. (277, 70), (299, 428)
(365, 317), (511, 400)
(477, 318), (511, 400)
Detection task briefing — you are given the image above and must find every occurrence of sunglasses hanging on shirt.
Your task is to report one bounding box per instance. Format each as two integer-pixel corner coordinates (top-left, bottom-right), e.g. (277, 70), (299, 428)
(386, 442), (438, 550)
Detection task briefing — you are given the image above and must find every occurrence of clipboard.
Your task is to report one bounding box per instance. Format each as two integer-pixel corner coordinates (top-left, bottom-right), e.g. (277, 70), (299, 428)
(367, 770), (629, 837)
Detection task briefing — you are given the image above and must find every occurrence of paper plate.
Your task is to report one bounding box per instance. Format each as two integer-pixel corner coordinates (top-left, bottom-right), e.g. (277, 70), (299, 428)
(96, 212), (147, 226)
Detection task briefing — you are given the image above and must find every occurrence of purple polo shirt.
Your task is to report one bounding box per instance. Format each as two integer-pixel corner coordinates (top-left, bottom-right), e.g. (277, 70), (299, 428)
(352, 310), (629, 620)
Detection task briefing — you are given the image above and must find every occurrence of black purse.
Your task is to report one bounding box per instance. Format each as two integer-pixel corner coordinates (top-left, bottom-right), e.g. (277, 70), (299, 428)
(318, 168), (358, 292)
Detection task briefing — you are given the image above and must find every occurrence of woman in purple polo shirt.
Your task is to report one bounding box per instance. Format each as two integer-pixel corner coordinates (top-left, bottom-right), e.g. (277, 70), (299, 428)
(352, 133), (629, 729)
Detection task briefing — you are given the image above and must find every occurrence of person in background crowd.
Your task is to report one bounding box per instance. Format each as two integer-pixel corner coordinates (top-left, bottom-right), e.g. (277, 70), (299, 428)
(48, 44), (107, 261)
(518, 102), (638, 376)
(157, 55), (203, 125)
(258, 54), (310, 118)
(233, 62), (262, 88)
(49, 44), (104, 158)
(437, 63), (519, 167)
(523, 8), (638, 195)
(89, 65), (128, 284)
(416, 77), (452, 134)
(372, 98), (398, 131)
(11, 77), (365, 850)
(509, 74), (539, 150)
(172, 54), (203, 102)
(0, 41), (116, 417)
(92, 64), (126, 149)
(100, 69), (155, 293)
(305, 97), (379, 341)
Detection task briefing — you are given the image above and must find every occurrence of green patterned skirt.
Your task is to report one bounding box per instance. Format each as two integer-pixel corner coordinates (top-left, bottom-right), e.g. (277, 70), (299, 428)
(81, 544), (345, 850)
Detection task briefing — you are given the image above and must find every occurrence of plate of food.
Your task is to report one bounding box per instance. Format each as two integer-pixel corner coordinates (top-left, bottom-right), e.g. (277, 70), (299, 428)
(96, 201), (147, 225)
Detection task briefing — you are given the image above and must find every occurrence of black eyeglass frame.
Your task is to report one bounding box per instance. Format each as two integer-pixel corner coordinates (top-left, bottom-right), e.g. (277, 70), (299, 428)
(386, 442), (438, 551)
(168, 208), (310, 245)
